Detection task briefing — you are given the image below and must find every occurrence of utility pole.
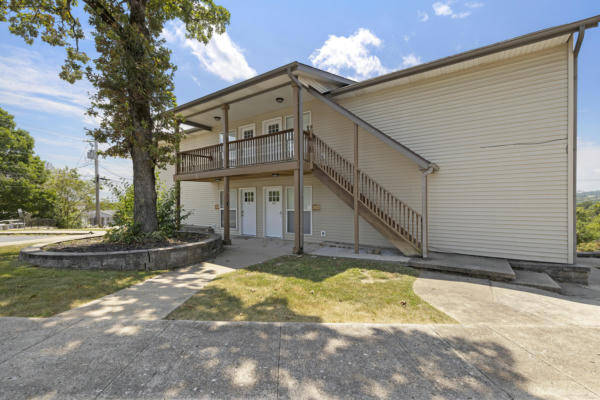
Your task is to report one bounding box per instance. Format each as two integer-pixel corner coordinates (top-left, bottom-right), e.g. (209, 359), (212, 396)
(87, 141), (101, 227)
(94, 141), (100, 227)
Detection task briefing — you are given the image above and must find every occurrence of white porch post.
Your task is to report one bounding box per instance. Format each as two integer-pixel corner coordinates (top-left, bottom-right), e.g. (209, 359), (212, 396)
(292, 82), (304, 254)
(222, 104), (231, 245)
(353, 123), (359, 254)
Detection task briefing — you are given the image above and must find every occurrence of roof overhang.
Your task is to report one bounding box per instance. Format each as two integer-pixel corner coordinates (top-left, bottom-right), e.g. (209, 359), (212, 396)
(173, 62), (353, 131)
(330, 15), (600, 98)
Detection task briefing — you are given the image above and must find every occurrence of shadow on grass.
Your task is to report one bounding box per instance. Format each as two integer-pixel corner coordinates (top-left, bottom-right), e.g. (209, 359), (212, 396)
(169, 286), (322, 322)
(245, 254), (419, 282)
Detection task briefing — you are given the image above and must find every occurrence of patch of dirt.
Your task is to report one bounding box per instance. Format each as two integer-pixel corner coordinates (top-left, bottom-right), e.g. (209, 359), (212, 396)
(44, 233), (207, 253)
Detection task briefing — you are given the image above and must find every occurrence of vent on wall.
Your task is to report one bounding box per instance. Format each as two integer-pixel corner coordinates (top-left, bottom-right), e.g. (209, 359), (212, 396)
(321, 231), (326, 237)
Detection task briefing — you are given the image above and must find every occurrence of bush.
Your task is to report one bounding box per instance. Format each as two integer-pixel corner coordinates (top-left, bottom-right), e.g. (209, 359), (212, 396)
(576, 201), (600, 244)
(105, 181), (189, 244)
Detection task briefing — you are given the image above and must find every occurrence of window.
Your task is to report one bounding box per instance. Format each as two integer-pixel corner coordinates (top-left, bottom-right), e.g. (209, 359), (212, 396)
(238, 124), (255, 139)
(286, 186), (312, 235)
(268, 190), (280, 202)
(262, 117), (282, 135)
(284, 111), (312, 131)
(244, 191), (254, 202)
(219, 189), (237, 229)
(219, 131), (236, 143)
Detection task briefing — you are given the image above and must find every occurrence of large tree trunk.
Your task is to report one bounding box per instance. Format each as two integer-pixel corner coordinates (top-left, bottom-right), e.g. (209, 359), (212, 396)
(131, 138), (158, 233)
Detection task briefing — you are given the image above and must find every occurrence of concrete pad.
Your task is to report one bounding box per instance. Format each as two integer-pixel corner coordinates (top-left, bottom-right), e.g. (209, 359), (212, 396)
(98, 321), (280, 399)
(488, 325), (600, 394)
(215, 236), (320, 269)
(410, 252), (516, 281)
(432, 324), (599, 399)
(413, 271), (555, 325)
(0, 317), (81, 364)
(308, 245), (410, 263)
(278, 323), (509, 399)
(512, 270), (562, 293)
(0, 319), (169, 399)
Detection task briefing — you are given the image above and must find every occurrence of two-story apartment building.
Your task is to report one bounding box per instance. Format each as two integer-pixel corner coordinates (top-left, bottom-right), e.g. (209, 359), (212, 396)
(160, 16), (599, 265)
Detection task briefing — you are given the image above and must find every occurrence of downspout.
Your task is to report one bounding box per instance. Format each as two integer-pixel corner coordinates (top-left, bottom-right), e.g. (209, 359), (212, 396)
(421, 165), (436, 258)
(573, 26), (585, 263)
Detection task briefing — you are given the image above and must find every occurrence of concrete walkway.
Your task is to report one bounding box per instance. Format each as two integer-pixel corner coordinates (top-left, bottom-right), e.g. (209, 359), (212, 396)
(56, 236), (312, 321)
(1, 238), (599, 399)
(0, 232), (105, 247)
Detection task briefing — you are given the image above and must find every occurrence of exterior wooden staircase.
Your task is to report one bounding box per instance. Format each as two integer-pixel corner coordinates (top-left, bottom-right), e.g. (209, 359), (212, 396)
(308, 132), (422, 256)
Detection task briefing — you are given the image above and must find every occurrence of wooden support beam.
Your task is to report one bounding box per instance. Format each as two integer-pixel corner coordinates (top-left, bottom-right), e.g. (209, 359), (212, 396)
(175, 122), (182, 230)
(353, 123), (359, 254)
(182, 120), (212, 131)
(421, 168), (433, 258)
(222, 104), (231, 245)
(292, 83), (304, 254)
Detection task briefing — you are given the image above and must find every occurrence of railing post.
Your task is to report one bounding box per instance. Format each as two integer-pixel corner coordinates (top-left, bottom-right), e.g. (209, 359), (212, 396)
(353, 123), (359, 254)
(292, 81), (304, 254)
(222, 104), (231, 245)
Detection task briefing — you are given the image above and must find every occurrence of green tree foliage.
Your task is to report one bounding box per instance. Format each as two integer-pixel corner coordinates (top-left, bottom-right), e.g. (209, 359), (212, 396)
(576, 200), (600, 247)
(45, 167), (95, 228)
(0, 107), (53, 219)
(107, 181), (188, 243)
(1, 0), (230, 233)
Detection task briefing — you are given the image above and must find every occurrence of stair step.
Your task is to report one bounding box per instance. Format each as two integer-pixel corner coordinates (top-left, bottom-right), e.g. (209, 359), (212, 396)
(511, 270), (562, 293)
(408, 252), (515, 281)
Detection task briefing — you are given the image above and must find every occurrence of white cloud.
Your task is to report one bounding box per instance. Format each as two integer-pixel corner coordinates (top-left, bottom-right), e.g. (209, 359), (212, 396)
(402, 54), (422, 68)
(309, 28), (389, 80)
(0, 46), (93, 122)
(578, 141), (600, 191)
(163, 22), (256, 82)
(465, 2), (484, 8)
(432, 1), (474, 19)
(418, 11), (430, 22)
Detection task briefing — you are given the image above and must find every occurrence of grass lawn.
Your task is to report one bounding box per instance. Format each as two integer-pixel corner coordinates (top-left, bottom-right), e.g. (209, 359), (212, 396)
(168, 255), (455, 324)
(0, 244), (163, 317)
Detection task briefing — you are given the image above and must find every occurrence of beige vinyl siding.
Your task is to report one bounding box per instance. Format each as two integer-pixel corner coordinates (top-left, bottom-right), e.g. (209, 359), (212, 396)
(210, 175), (389, 247)
(338, 44), (569, 262)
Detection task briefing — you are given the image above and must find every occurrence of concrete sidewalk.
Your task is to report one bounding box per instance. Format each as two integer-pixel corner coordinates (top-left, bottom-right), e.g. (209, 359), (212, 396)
(0, 318), (598, 399)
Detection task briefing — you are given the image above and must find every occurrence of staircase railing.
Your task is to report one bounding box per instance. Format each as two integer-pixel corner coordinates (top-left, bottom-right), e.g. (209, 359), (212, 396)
(310, 133), (422, 250)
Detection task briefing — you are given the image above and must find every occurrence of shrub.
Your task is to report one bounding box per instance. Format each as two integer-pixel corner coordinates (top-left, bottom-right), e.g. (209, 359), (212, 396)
(105, 181), (189, 244)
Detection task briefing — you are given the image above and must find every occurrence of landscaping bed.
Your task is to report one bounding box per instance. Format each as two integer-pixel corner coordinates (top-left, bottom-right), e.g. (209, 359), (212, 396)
(44, 232), (206, 252)
(0, 244), (163, 317)
(167, 255), (454, 324)
(20, 233), (223, 271)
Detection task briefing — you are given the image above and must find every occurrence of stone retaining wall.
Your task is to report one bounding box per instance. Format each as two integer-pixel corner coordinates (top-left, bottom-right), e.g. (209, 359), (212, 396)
(19, 234), (223, 271)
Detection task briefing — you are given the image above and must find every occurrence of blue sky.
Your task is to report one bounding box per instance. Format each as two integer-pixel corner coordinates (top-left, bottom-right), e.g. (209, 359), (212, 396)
(1, 0), (599, 194)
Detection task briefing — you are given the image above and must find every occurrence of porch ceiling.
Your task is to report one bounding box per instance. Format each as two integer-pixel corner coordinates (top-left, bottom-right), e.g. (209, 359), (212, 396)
(175, 62), (352, 132)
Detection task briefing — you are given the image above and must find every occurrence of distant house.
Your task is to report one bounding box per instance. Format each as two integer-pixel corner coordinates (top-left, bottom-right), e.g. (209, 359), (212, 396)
(160, 16), (599, 265)
(86, 210), (116, 227)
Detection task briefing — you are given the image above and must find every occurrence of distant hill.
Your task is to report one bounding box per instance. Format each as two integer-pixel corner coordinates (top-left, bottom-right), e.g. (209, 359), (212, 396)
(577, 190), (600, 204)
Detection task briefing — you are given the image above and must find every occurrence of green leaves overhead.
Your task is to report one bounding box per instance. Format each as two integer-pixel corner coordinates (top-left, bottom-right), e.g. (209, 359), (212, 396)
(2, 0), (230, 232)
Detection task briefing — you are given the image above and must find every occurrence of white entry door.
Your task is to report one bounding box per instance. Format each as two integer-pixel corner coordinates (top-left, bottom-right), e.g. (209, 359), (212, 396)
(241, 188), (256, 236)
(264, 186), (283, 238)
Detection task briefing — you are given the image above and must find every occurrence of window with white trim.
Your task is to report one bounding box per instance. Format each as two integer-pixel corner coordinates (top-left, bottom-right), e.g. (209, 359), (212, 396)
(284, 111), (312, 131)
(286, 186), (312, 235)
(262, 117), (282, 135)
(238, 124), (255, 139)
(219, 189), (237, 229)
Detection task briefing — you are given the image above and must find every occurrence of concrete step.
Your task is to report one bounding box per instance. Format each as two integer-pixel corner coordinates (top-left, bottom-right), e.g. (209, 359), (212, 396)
(409, 252), (516, 281)
(511, 270), (562, 293)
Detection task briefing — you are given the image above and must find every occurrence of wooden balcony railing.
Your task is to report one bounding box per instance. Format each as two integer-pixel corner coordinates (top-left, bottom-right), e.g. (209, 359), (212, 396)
(177, 129), (310, 174)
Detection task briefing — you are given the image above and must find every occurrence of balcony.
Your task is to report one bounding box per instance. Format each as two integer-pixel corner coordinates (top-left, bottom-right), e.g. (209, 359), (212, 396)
(175, 129), (311, 181)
